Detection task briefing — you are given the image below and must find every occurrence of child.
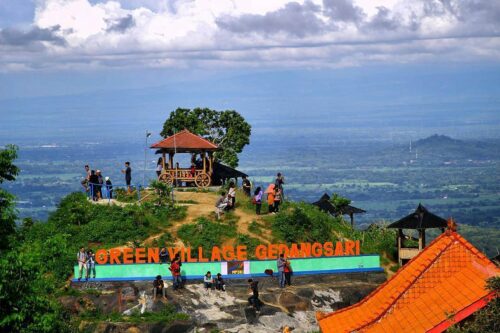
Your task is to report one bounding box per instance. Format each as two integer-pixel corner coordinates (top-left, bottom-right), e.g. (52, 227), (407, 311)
(274, 187), (282, 213)
(254, 187), (263, 215)
(215, 273), (225, 291)
(204, 271), (214, 292)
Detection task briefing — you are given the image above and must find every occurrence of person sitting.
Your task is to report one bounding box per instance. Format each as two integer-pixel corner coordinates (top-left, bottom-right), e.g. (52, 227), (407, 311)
(204, 271), (214, 292)
(159, 247), (169, 264)
(153, 275), (167, 300)
(215, 273), (225, 291)
(215, 192), (228, 220)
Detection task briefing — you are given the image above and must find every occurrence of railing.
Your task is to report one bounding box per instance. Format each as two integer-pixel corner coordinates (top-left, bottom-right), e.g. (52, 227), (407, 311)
(162, 168), (205, 180)
(86, 182), (142, 203)
(399, 247), (420, 259)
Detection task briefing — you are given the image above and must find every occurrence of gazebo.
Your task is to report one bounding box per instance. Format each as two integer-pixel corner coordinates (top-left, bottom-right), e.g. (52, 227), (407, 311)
(150, 129), (218, 188)
(312, 193), (366, 227)
(388, 203), (448, 265)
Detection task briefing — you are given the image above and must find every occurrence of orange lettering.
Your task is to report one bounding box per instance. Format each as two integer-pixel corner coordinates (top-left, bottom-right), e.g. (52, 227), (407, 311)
(198, 247), (209, 262)
(311, 242), (323, 257)
(268, 244), (278, 259)
(345, 241), (355, 255)
(236, 245), (247, 261)
(135, 248), (146, 264)
(323, 242), (334, 256)
(334, 241), (344, 256)
(211, 246), (222, 261)
(300, 243), (311, 257)
(168, 248), (179, 260)
(122, 248), (133, 264)
(355, 240), (360, 255)
(110, 248), (121, 264)
(95, 249), (108, 264)
(148, 248), (159, 263)
(187, 248), (197, 262)
(289, 244), (300, 258)
(255, 245), (267, 260)
(222, 246), (235, 261)
(278, 244), (290, 258)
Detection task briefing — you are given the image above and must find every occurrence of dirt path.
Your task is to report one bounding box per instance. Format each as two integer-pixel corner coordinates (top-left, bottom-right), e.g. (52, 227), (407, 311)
(142, 190), (273, 247)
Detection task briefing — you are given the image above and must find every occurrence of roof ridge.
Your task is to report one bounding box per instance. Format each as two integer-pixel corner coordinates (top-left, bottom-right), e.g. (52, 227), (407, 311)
(317, 232), (453, 322)
(355, 235), (456, 331)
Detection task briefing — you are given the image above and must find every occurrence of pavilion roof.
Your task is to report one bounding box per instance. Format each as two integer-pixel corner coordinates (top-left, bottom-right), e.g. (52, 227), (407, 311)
(388, 203), (447, 229)
(317, 230), (500, 333)
(312, 193), (366, 216)
(150, 129), (218, 152)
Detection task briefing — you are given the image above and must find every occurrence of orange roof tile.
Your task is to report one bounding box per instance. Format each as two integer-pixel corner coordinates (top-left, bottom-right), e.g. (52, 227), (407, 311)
(150, 129), (218, 151)
(317, 231), (499, 333)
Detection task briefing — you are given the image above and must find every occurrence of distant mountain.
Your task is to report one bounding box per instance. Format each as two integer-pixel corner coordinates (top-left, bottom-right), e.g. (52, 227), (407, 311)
(413, 134), (497, 161)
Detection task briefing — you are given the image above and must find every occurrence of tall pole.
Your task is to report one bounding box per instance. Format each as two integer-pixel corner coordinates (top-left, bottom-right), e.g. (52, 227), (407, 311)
(143, 130), (151, 189)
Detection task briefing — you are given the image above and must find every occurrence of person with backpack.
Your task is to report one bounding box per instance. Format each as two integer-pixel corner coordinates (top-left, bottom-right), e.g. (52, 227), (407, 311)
(86, 249), (96, 280)
(169, 256), (182, 291)
(253, 187), (263, 215)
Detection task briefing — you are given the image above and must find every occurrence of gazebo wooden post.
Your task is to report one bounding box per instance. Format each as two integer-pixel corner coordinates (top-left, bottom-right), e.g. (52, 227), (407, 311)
(168, 153), (174, 170)
(202, 150), (206, 173)
(418, 229), (426, 250)
(162, 152), (166, 170)
(397, 229), (403, 266)
(350, 213), (354, 228)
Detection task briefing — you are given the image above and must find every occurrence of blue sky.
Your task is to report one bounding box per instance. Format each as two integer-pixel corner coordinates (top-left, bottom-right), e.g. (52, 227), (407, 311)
(0, 1), (499, 142)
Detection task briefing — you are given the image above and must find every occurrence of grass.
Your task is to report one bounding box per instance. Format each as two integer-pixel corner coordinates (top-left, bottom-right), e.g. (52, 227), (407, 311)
(79, 304), (189, 324)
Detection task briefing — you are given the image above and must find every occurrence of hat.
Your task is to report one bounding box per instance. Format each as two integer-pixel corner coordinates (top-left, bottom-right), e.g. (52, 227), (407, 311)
(105, 176), (110, 181)
(96, 169), (101, 173)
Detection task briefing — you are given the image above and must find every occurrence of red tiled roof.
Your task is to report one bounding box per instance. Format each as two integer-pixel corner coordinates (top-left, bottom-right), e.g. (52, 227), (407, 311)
(150, 129), (218, 151)
(317, 231), (499, 333)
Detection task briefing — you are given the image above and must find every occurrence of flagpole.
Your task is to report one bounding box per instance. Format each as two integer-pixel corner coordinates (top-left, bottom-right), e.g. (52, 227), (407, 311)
(143, 130), (152, 189)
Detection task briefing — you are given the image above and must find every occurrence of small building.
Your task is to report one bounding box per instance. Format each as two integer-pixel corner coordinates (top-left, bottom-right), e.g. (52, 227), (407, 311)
(388, 203), (447, 265)
(317, 226), (500, 333)
(312, 193), (366, 227)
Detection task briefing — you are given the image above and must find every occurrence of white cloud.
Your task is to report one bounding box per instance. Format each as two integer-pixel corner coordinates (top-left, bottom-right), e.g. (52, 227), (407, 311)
(0, 0), (498, 71)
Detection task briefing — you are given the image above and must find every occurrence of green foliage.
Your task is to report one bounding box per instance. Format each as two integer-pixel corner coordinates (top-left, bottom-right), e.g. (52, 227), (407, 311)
(330, 193), (351, 213)
(0, 252), (69, 332)
(79, 303), (188, 324)
(115, 188), (138, 203)
(0, 145), (19, 251)
(160, 107), (251, 167)
(177, 217), (237, 255)
(447, 276), (499, 333)
(149, 180), (172, 206)
(0, 144), (19, 183)
(248, 221), (263, 235)
(235, 234), (260, 259)
(272, 202), (342, 243)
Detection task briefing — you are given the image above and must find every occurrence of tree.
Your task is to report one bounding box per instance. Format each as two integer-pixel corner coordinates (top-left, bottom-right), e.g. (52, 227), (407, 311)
(161, 108), (251, 167)
(149, 180), (172, 206)
(0, 145), (19, 251)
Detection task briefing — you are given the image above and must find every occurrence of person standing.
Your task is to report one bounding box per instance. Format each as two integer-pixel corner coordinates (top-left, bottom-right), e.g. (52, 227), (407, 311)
(267, 184), (276, 214)
(122, 162), (132, 193)
(86, 249), (96, 280)
(247, 279), (261, 313)
(277, 253), (286, 288)
(169, 256), (182, 291)
(81, 165), (91, 191)
(274, 187), (282, 213)
(89, 170), (99, 201)
(275, 172), (285, 197)
(105, 176), (113, 199)
(153, 275), (167, 300)
(228, 182), (236, 209)
(96, 170), (103, 200)
(156, 157), (163, 179)
(159, 247), (169, 264)
(254, 187), (263, 215)
(242, 176), (251, 196)
(77, 247), (87, 282)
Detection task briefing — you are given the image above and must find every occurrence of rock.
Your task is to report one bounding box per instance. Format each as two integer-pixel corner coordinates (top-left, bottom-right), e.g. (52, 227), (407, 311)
(278, 291), (311, 312)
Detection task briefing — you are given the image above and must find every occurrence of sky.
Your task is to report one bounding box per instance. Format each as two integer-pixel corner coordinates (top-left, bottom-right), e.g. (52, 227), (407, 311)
(0, 0), (499, 143)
